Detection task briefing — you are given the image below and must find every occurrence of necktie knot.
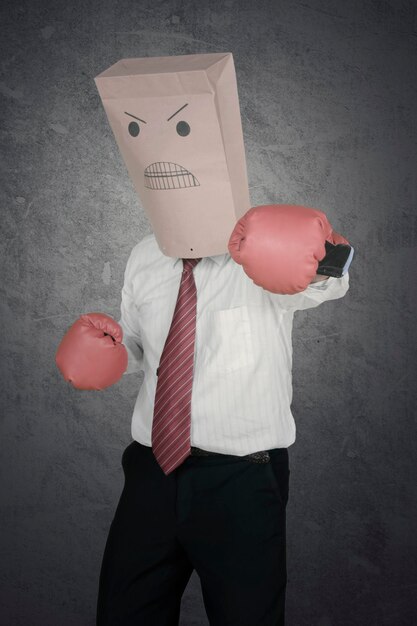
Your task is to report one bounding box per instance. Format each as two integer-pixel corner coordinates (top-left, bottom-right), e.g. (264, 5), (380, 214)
(182, 258), (202, 273)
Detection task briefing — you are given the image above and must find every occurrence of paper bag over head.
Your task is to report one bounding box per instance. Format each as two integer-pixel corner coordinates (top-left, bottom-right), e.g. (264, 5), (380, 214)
(94, 52), (251, 258)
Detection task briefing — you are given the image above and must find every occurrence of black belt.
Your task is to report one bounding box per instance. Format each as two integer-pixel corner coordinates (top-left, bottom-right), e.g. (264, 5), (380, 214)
(190, 446), (270, 464)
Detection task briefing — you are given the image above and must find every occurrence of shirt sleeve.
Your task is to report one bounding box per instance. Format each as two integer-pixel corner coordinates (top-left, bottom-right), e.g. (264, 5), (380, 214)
(266, 272), (350, 312)
(117, 247), (144, 375)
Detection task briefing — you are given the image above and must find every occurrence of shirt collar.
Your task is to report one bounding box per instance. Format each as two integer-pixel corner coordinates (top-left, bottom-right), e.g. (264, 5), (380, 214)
(171, 253), (230, 269)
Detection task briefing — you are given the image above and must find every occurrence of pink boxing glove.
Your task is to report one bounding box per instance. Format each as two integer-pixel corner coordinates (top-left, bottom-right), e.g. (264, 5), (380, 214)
(55, 312), (128, 390)
(228, 204), (349, 294)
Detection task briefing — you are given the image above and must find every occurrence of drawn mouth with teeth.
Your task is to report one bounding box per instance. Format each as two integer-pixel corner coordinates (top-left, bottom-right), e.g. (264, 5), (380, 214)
(144, 162), (200, 190)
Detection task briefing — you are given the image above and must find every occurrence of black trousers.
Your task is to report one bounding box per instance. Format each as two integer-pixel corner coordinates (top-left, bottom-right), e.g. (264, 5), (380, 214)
(96, 441), (290, 626)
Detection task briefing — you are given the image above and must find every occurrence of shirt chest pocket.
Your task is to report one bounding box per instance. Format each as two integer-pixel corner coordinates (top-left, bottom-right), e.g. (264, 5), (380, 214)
(200, 306), (256, 374)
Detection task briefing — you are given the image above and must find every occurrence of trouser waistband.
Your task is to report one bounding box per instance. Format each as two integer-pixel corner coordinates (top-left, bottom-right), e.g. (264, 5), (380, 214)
(190, 446), (270, 464)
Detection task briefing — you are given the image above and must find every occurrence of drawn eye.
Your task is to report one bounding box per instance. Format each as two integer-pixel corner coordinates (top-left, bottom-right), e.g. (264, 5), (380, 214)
(128, 121), (140, 137)
(176, 121), (190, 136)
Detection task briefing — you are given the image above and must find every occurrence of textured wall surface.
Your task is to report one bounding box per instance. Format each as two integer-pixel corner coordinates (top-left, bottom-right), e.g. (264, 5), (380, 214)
(1, 0), (416, 624)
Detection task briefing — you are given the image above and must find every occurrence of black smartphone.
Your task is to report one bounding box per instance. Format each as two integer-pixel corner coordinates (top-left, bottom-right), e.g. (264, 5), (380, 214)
(316, 241), (354, 278)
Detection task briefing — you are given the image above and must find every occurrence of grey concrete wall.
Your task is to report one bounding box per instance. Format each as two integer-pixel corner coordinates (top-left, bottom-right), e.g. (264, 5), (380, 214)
(1, 0), (416, 624)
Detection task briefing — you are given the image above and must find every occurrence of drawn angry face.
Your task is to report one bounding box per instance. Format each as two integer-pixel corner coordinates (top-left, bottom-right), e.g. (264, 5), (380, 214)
(124, 103), (200, 190)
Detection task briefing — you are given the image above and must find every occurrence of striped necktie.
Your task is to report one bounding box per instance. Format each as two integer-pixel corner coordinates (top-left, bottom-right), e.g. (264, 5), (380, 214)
(152, 257), (202, 476)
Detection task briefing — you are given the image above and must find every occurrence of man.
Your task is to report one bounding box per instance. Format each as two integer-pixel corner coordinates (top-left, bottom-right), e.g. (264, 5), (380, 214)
(56, 53), (353, 625)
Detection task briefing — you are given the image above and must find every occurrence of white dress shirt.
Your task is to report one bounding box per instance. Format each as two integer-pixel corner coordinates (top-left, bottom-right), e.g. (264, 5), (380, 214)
(118, 233), (350, 456)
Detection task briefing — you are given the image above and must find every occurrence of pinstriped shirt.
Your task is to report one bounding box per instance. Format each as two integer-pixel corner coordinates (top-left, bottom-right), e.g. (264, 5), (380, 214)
(118, 233), (350, 456)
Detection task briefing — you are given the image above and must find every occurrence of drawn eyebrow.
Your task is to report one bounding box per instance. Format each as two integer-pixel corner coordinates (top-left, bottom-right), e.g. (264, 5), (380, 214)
(124, 111), (147, 123)
(167, 103), (188, 121)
